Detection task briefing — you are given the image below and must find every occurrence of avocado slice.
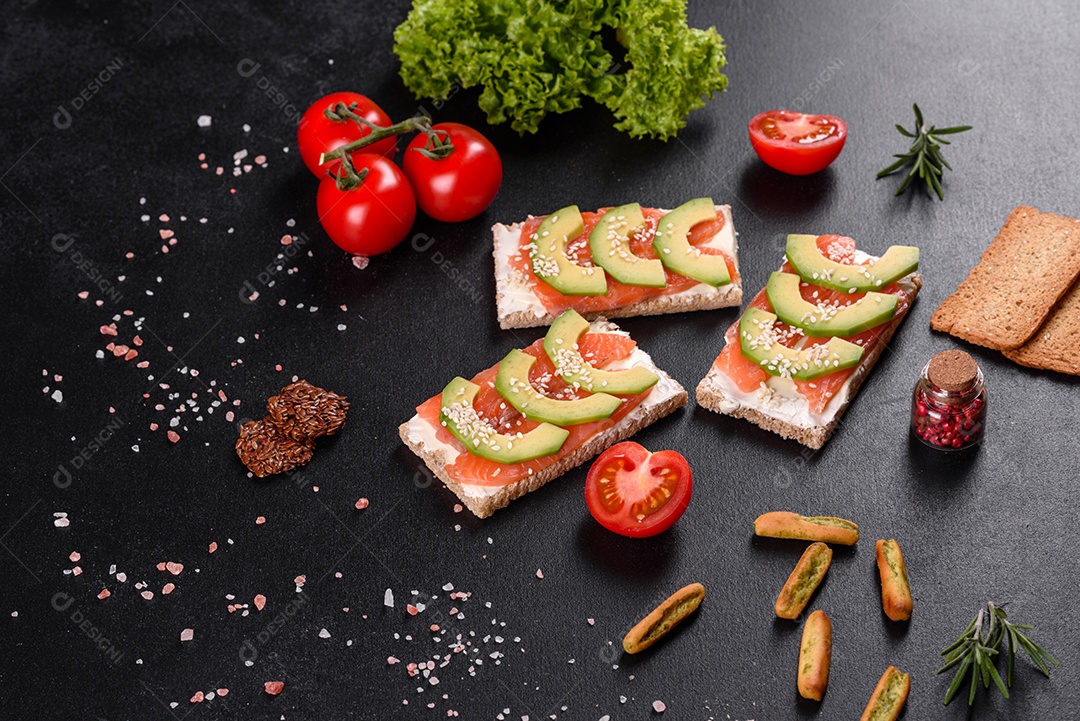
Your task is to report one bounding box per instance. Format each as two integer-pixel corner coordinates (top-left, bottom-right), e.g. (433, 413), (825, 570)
(440, 377), (569, 463)
(496, 349), (622, 425)
(529, 206), (608, 296)
(739, 307), (864, 380)
(588, 203), (666, 287)
(543, 310), (659, 394)
(786, 234), (919, 293)
(766, 272), (898, 337)
(653, 198), (731, 286)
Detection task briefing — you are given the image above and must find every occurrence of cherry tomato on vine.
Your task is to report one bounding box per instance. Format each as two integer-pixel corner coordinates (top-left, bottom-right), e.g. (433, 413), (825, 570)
(584, 442), (692, 538)
(316, 154), (416, 256)
(402, 122), (502, 222)
(748, 110), (848, 175)
(298, 92), (396, 178)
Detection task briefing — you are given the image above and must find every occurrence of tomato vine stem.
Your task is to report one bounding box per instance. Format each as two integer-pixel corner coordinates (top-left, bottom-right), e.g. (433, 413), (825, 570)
(317, 102), (454, 170)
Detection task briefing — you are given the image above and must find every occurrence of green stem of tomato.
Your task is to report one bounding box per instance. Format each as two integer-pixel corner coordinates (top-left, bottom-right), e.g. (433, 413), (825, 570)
(318, 103), (454, 168)
(332, 151), (370, 192)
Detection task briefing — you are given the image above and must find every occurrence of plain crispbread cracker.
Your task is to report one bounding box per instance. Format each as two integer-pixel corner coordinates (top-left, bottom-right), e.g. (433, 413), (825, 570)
(930, 206), (1080, 350)
(1002, 279), (1080, 375)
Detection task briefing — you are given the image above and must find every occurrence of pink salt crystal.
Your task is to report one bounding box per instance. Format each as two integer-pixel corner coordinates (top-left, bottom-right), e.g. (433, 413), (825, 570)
(180, 628), (194, 642)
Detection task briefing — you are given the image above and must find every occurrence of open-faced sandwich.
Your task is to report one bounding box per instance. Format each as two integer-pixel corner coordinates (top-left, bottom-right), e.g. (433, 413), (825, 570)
(399, 310), (688, 517)
(697, 234), (921, 448)
(493, 198), (742, 328)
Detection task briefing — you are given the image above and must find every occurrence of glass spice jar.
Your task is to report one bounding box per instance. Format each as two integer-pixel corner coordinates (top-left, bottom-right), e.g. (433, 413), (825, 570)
(911, 350), (987, 450)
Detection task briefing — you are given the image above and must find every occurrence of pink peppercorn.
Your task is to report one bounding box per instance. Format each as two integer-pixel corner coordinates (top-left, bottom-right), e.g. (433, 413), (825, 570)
(911, 350), (986, 451)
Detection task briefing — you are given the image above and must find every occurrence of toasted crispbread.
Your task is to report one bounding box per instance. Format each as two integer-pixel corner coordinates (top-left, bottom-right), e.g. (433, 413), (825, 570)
(931, 206), (1080, 350)
(696, 274), (922, 449)
(493, 205), (743, 329)
(1002, 279), (1080, 375)
(399, 325), (688, 518)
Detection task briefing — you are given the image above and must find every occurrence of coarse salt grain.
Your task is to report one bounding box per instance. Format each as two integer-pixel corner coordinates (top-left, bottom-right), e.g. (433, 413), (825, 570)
(264, 681), (284, 696)
(652, 700), (666, 713)
(196, 115), (212, 127)
(254, 594), (266, 611)
(180, 628), (194, 642)
(384, 588), (394, 607)
(354, 498), (369, 510)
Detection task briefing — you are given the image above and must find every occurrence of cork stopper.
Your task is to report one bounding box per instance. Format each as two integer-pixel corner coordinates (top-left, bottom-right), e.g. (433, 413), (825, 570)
(928, 350), (978, 392)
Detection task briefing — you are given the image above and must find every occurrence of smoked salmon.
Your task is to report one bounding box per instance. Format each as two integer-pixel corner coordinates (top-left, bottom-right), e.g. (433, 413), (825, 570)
(710, 235), (914, 415)
(414, 332), (653, 487)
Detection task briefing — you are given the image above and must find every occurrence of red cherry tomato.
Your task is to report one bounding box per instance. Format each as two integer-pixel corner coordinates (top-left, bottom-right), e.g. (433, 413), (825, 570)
(402, 123), (502, 222)
(298, 92), (396, 178)
(748, 110), (848, 175)
(584, 442), (692, 538)
(316, 154), (416, 256)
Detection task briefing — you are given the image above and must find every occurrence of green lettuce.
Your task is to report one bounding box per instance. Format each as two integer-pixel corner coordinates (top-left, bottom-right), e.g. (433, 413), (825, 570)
(393, 0), (728, 140)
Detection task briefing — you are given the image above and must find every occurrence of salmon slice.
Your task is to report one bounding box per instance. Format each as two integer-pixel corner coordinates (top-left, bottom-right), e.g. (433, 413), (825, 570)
(414, 332), (653, 487)
(712, 235), (913, 414)
(509, 206), (739, 317)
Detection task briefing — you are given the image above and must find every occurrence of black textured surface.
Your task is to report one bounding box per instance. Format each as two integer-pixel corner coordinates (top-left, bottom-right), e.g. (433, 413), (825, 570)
(3, 1), (1079, 719)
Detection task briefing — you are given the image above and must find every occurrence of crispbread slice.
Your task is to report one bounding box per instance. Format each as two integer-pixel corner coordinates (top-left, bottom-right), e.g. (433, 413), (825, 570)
(930, 206), (1080, 350)
(695, 274), (921, 449)
(1002, 279), (1080, 375)
(399, 320), (688, 518)
(493, 204), (742, 329)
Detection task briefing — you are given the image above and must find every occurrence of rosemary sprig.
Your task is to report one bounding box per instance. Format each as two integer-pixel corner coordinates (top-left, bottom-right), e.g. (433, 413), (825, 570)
(877, 103), (971, 199)
(937, 601), (1059, 706)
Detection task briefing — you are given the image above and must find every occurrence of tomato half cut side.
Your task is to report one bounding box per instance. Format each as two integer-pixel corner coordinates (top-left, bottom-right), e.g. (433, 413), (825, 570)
(748, 110), (848, 175)
(584, 442), (692, 538)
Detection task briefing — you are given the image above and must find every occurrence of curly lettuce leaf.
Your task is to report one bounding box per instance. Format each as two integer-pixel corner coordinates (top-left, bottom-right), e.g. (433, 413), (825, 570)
(601, 0), (728, 139)
(393, 0), (727, 139)
(394, 0), (616, 135)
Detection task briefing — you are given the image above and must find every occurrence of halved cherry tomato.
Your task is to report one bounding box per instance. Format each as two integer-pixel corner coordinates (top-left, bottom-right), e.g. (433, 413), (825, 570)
(402, 123), (502, 222)
(584, 442), (692, 538)
(748, 110), (848, 175)
(316, 154), (416, 256)
(298, 92), (396, 178)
